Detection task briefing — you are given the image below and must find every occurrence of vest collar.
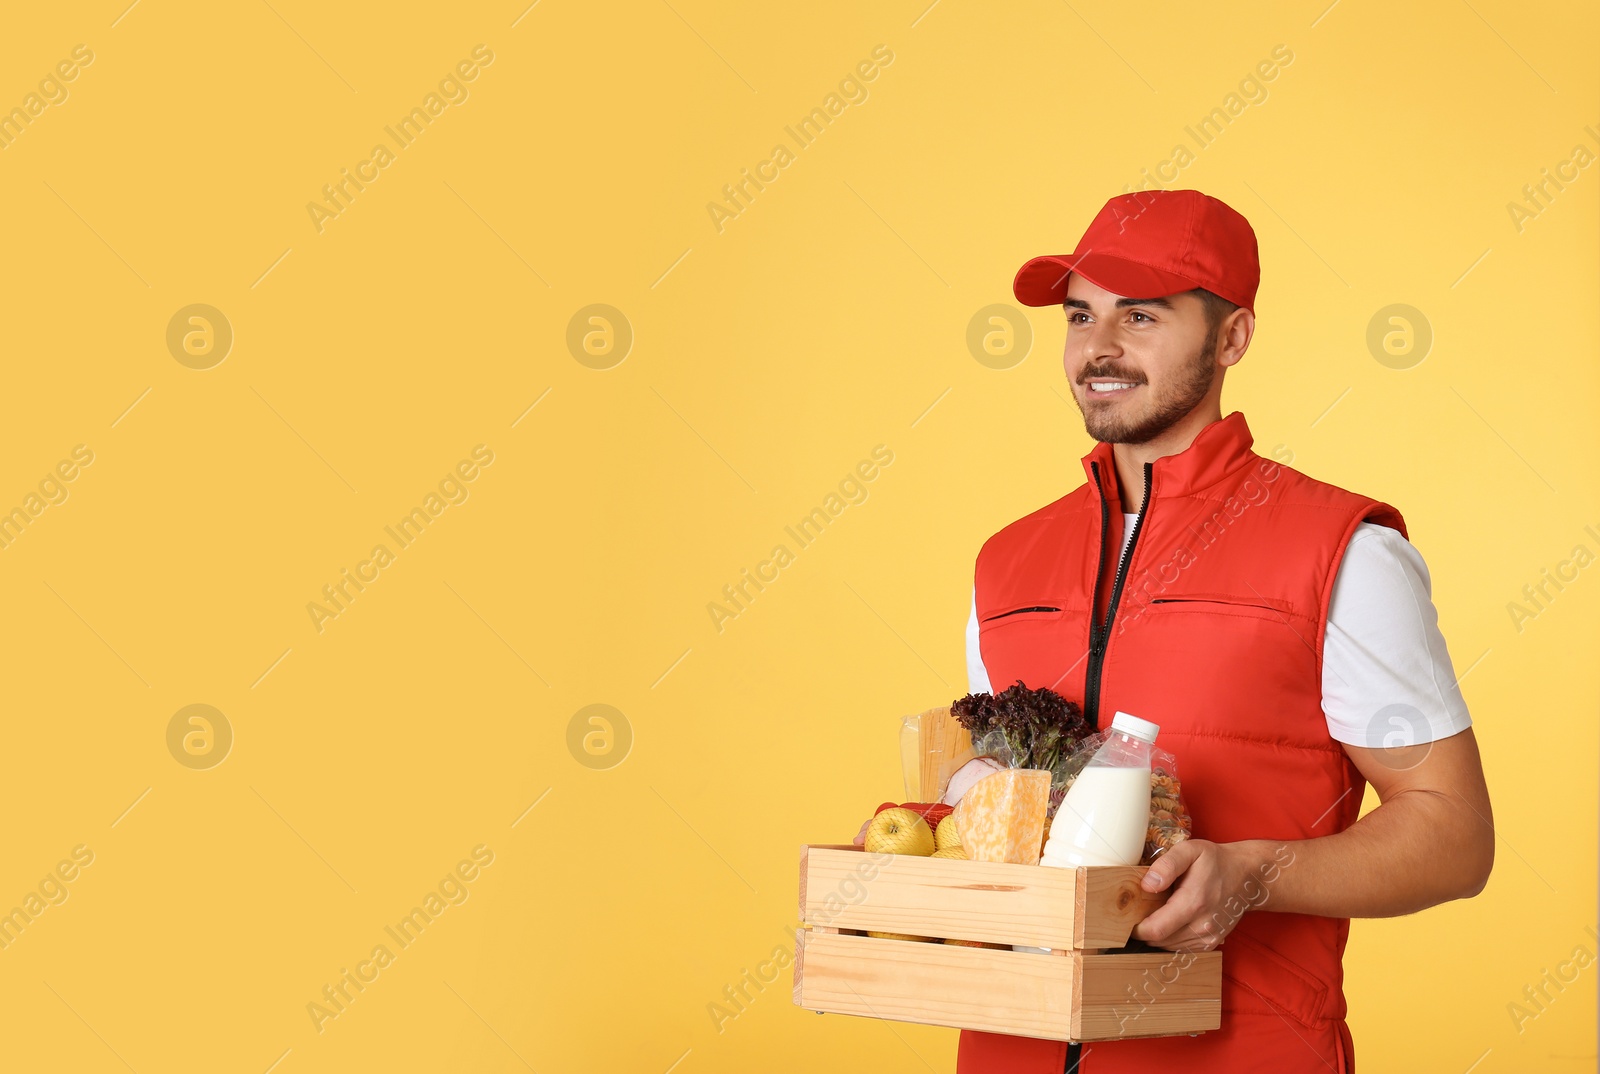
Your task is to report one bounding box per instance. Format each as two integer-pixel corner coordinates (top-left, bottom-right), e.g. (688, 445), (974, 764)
(1079, 410), (1257, 505)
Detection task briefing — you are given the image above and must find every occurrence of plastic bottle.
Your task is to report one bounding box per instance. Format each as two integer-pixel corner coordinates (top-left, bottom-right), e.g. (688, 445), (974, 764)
(1040, 711), (1159, 869)
(1013, 713), (1160, 954)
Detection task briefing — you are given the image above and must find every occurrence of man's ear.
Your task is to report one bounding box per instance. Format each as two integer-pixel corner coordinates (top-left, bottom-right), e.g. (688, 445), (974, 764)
(1218, 309), (1255, 368)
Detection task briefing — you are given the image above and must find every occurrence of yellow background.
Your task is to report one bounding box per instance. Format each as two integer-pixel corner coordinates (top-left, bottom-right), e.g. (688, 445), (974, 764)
(0, 1), (1594, 1071)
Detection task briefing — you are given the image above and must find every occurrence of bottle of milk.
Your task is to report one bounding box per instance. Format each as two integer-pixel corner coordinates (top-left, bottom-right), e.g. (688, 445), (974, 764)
(1040, 711), (1159, 869)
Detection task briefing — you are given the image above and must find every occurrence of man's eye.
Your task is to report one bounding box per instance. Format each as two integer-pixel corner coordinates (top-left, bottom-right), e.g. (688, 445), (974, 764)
(1067, 311), (1089, 324)
(1130, 310), (1153, 323)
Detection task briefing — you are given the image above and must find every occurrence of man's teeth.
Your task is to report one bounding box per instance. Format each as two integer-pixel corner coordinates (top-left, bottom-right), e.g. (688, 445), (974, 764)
(1089, 382), (1137, 392)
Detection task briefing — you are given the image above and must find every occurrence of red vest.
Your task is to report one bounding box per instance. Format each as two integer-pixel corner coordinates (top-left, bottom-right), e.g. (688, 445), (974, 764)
(958, 411), (1403, 1074)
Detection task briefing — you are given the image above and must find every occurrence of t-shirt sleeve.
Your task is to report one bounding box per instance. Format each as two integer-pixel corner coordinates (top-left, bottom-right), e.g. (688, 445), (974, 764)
(966, 586), (993, 695)
(1321, 522), (1474, 747)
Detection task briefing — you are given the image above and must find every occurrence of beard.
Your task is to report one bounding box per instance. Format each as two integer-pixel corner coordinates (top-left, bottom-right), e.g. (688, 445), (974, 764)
(1073, 322), (1222, 444)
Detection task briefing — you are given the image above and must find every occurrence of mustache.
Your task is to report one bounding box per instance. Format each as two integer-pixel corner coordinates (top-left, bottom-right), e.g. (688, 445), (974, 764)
(1079, 366), (1145, 384)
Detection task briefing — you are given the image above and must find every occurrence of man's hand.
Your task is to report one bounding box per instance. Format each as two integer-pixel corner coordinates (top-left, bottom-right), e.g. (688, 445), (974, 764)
(1127, 728), (1494, 948)
(1131, 838), (1269, 952)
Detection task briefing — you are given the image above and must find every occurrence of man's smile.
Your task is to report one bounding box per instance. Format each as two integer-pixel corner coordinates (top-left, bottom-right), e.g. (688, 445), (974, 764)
(1085, 378), (1142, 395)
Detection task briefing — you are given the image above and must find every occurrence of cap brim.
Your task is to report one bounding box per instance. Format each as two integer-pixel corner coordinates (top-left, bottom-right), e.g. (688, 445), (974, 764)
(1013, 252), (1205, 307)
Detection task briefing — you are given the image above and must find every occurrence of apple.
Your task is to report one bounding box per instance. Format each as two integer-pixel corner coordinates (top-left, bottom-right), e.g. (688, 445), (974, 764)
(934, 815), (962, 851)
(931, 846), (966, 860)
(863, 807), (935, 856)
(867, 931), (935, 941)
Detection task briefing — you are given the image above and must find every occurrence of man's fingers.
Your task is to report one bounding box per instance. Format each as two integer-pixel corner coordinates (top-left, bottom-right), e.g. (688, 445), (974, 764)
(1131, 894), (1195, 943)
(1130, 841), (1248, 952)
(1136, 918), (1218, 952)
(1153, 911), (1235, 952)
(1141, 840), (1200, 892)
(1133, 844), (1204, 939)
(1131, 913), (1172, 944)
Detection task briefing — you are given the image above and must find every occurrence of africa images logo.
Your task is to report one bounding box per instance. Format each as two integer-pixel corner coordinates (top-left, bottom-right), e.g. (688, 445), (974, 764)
(306, 446), (495, 633)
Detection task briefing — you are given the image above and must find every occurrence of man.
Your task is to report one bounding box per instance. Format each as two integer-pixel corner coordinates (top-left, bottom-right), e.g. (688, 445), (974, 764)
(955, 189), (1494, 1073)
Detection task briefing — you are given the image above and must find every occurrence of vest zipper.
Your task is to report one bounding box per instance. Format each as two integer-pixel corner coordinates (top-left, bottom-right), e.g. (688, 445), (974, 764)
(1066, 460), (1154, 1074)
(1083, 460), (1154, 729)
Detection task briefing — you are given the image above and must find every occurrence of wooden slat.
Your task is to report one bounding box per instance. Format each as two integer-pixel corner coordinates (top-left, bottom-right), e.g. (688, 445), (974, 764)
(800, 845), (1165, 950)
(1074, 866), (1169, 949)
(791, 923), (805, 1006)
(794, 930), (1220, 1042)
(796, 930), (1075, 1039)
(801, 845), (1075, 948)
(1075, 951), (1222, 1040)
(797, 845), (811, 925)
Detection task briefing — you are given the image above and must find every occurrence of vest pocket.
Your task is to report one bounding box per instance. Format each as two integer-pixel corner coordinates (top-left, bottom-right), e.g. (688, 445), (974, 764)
(976, 604), (1078, 691)
(981, 604), (1063, 622)
(1146, 592), (1295, 616)
(1221, 928), (1333, 1027)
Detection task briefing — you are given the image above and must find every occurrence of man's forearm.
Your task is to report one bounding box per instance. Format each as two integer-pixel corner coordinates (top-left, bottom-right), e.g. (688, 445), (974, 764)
(1232, 788), (1493, 919)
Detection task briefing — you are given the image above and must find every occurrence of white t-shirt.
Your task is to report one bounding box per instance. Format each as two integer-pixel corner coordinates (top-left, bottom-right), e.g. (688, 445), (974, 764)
(965, 516), (1473, 748)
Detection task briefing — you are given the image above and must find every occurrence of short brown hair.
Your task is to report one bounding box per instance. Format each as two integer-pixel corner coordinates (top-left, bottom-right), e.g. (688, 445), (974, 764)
(1189, 287), (1240, 333)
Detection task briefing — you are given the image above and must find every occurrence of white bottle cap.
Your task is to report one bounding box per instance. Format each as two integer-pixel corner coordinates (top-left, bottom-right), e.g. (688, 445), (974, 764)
(1110, 711), (1159, 743)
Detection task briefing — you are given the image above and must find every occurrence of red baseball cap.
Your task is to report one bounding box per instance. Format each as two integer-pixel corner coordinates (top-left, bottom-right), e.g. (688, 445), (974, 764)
(1013, 189), (1260, 313)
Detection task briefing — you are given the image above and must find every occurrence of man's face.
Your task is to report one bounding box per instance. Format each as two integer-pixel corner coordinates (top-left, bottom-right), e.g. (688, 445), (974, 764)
(1061, 273), (1221, 444)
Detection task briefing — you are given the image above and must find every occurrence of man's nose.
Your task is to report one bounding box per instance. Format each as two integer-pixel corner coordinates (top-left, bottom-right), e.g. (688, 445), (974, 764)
(1073, 317), (1123, 370)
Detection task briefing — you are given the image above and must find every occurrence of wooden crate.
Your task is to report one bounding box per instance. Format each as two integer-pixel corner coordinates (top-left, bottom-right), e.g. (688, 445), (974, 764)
(793, 844), (1221, 1043)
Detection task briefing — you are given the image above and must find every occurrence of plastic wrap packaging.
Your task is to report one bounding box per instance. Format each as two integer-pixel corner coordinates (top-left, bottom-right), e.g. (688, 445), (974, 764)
(899, 708), (984, 805)
(1054, 730), (1193, 864)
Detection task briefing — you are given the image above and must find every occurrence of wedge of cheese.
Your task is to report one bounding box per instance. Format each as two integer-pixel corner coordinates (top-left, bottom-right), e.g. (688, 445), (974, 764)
(954, 768), (1051, 865)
